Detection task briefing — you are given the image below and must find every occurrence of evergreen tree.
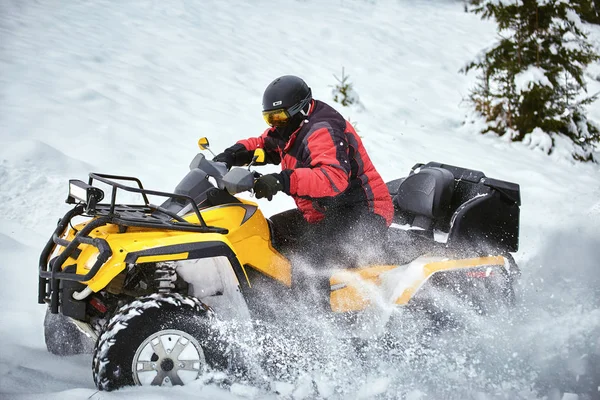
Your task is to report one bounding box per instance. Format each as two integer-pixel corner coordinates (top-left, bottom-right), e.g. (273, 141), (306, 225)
(463, 0), (600, 161)
(332, 67), (357, 107)
(573, 0), (599, 24)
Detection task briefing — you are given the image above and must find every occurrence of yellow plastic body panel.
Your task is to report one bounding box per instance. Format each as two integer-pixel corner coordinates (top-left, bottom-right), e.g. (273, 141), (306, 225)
(55, 198), (291, 292)
(329, 265), (397, 312)
(329, 256), (506, 313)
(394, 256), (505, 305)
(184, 199), (291, 286)
(137, 253), (189, 263)
(228, 200), (291, 286)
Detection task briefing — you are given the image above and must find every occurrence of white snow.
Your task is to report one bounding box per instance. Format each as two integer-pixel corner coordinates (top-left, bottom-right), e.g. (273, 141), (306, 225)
(523, 127), (554, 154)
(1, 0), (600, 399)
(514, 66), (554, 93)
(356, 376), (391, 399)
(566, 8), (586, 31)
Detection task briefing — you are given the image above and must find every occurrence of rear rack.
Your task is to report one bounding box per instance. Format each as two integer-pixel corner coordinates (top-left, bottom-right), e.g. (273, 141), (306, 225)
(39, 173), (229, 313)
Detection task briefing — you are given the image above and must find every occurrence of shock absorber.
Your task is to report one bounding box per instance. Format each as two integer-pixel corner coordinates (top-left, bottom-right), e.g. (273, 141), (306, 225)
(155, 262), (176, 294)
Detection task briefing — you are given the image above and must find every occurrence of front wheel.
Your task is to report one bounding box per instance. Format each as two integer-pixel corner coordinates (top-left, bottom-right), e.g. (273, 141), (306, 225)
(92, 293), (231, 391)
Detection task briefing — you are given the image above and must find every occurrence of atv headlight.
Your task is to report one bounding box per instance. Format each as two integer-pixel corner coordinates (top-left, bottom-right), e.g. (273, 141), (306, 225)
(67, 180), (104, 206)
(83, 250), (100, 270)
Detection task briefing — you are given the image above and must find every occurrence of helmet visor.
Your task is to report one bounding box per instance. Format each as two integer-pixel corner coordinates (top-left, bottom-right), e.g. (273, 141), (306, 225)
(262, 108), (290, 127)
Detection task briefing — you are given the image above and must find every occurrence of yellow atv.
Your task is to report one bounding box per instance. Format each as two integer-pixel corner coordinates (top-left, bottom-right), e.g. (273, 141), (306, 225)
(38, 138), (521, 391)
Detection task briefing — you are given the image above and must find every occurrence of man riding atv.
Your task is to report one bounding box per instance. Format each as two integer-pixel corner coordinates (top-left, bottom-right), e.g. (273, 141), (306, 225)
(38, 74), (521, 389)
(214, 75), (394, 278)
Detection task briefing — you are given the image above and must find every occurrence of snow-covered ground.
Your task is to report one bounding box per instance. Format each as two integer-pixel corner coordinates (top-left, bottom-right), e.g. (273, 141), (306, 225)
(1, 0), (599, 398)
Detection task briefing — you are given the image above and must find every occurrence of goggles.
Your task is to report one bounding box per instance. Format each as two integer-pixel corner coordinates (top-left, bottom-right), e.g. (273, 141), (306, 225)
(262, 89), (312, 127)
(262, 108), (290, 127)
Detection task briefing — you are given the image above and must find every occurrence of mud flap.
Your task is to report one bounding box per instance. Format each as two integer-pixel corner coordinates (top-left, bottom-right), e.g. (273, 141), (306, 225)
(44, 308), (96, 355)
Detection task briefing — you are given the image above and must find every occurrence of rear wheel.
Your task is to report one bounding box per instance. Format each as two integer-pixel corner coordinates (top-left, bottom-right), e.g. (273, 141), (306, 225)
(92, 293), (232, 391)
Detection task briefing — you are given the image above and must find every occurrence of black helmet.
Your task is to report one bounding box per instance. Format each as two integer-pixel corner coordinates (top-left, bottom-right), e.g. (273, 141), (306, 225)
(262, 75), (312, 127)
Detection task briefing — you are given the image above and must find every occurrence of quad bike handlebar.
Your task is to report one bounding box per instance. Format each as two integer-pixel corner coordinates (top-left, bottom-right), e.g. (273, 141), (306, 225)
(189, 142), (265, 196)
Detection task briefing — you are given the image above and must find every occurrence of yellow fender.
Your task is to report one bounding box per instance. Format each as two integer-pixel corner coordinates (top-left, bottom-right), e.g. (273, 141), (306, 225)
(329, 256), (506, 312)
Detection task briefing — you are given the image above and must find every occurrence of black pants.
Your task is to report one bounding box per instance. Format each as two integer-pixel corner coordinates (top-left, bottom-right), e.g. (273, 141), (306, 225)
(269, 207), (388, 309)
(270, 208), (387, 264)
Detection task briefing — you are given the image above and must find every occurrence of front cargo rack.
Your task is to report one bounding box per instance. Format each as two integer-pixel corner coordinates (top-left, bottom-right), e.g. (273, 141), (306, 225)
(84, 172), (227, 233)
(39, 173), (229, 313)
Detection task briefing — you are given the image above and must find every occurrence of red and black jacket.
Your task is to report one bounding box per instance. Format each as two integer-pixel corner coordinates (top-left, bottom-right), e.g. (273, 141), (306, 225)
(238, 100), (394, 225)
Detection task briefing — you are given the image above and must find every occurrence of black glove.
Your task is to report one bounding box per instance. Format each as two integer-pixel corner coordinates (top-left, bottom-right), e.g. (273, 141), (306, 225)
(213, 151), (235, 169)
(253, 173), (284, 201)
(213, 144), (253, 169)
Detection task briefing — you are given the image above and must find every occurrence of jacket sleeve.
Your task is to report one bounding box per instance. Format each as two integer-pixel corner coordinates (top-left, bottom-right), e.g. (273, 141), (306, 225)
(237, 128), (282, 165)
(287, 125), (351, 198)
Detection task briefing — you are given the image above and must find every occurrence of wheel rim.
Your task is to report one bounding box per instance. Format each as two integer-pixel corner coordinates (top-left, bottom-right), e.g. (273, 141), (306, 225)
(132, 329), (205, 386)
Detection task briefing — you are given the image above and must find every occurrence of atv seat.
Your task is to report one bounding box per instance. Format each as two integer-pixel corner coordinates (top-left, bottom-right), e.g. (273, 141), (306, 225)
(393, 167), (455, 232)
(388, 162), (521, 252)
